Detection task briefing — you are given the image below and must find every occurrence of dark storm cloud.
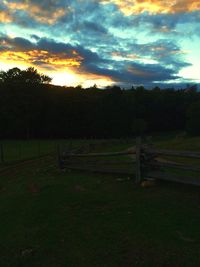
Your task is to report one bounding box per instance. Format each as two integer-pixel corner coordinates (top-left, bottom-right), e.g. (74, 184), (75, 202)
(134, 40), (189, 69)
(106, 38), (191, 73)
(0, 34), (105, 67)
(0, 32), (190, 84)
(12, 37), (34, 50)
(0, 35), (34, 51)
(36, 37), (108, 66)
(30, 35), (41, 41)
(130, 11), (200, 35)
(34, 37), (185, 84)
(83, 21), (108, 34)
(82, 60), (178, 85)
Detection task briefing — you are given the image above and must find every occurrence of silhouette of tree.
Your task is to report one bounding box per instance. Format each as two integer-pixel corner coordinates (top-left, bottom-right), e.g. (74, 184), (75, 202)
(0, 67), (51, 84)
(186, 101), (200, 135)
(0, 67), (21, 83)
(0, 66), (199, 139)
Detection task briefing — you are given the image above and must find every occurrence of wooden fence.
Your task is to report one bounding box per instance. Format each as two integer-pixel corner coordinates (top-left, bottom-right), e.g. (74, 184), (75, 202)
(143, 146), (200, 186)
(58, 138), (200, 186)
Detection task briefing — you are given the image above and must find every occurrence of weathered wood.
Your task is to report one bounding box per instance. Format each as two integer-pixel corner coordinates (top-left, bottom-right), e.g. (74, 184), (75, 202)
(135, 137), (141, 184)
(0, 144), (4, 164)
(38, 141), (41, 157)
(63, 150), (135, 158)
(144, 148), (200, 159)
(148, 160), (200, 172)
(147, 171), (200, 186)
(57, 144), (64, 169)
(65, 165), (134, 175)
(62, 159), (136, 165)
(59, 139), (200, 186)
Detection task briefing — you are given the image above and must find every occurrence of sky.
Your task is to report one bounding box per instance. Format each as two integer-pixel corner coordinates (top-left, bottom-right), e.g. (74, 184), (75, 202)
(0, 0), (200, 88)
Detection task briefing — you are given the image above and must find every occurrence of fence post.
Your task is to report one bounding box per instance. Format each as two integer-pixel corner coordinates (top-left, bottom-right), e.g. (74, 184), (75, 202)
(38, 141), (41, 157)
(0, 144), (5, 164)
(18, 142), (22, 160)
(57, 144), (64, 170)
(135, 137), (141, 184)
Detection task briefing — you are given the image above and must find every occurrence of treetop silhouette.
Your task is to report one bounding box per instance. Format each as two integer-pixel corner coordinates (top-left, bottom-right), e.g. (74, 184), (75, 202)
(0, 67), (52, 84)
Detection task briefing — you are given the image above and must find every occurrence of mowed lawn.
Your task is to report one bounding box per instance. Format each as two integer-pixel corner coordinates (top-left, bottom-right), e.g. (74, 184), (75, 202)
(1, 136), (200, 266)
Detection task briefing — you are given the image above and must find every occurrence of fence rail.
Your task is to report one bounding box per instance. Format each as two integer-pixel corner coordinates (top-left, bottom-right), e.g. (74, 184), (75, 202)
(59, 137), (200, 186)
(144, 148), (200, 159)
(148, 160), (200, 172)
(63, 150), (135, 157)
(142, 144), (200, 186)
(58, 140), (138, 176)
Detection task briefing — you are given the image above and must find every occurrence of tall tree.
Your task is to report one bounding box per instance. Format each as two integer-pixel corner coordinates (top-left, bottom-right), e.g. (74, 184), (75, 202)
(0, 67), (51, 84)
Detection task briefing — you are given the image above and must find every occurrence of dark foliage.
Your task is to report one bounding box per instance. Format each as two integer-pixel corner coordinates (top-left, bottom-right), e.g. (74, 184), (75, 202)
(0, 67), (52, 85)
(186, 101), (200, 135)
(0, 68), (199, 139)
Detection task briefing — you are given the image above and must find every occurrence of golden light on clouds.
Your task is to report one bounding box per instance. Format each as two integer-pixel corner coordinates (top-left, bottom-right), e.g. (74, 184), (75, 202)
(81, 76), (114, 88)
(51, 71), (78, 86)
(3, 0), (66, 24)
(51, 71), (114, 87)
(102, 0), (200, 15)
(0, 48), (113, 87)
(0, 10), (13, 23)
(0, 50), (83, 70)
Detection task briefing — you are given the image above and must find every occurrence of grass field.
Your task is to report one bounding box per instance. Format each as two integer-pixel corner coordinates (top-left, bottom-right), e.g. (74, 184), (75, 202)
(1, 135), (200, 266)
(0, 140), (61, 164)
(0, 139), (134, 165)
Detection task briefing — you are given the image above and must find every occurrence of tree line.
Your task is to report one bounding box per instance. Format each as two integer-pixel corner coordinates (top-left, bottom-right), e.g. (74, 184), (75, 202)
(0, 67), (199, 139)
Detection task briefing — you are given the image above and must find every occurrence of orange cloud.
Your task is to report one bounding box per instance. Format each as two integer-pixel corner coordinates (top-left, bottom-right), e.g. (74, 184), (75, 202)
(0, 48), (113, 87)
(0, 10), (13, 23)
(0, 49), (84, 71)
(3, 1), (66, 24)
(101, 0), (200, 15)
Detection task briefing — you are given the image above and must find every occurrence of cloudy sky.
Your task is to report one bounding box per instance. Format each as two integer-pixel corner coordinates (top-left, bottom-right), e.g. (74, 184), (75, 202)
(0, 0), (200, 88)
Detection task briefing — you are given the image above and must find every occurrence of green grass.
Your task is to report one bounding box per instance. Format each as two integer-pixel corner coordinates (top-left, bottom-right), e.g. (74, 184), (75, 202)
(155, 135), (200, 151)
(153, 134), (200, 174)
(1, 135), (200, 266)
(1, 155), (200, 267)
(0, 139), (135, 165)
(0, 140), (62, 164)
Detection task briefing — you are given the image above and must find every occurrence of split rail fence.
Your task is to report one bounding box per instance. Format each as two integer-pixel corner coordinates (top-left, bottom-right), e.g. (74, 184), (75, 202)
(58, 138), (200, 186)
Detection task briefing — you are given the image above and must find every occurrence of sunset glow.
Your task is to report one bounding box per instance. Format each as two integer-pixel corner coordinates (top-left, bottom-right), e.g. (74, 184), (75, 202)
(0, 0), (199, 87)
(102, 0), (200, 15)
